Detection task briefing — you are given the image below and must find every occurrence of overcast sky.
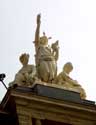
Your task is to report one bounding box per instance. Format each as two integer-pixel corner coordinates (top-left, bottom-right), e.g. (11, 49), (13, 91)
(0, 0), (96, 101)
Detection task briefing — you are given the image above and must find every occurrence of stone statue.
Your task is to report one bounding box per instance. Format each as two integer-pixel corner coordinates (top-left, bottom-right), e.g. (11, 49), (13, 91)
(9, 53), (36, 87)
(34, 14), (59, 83)
(55, 62), (86, 99)
(9, 14), (87, 99)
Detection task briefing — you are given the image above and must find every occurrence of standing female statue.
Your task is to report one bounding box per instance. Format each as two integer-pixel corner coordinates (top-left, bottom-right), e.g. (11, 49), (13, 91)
(34, 14), (59, 83)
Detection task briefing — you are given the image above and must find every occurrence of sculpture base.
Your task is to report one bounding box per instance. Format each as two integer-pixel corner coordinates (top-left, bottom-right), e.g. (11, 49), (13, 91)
(32, 83), (81, 103)
(15, 83), (95, 106)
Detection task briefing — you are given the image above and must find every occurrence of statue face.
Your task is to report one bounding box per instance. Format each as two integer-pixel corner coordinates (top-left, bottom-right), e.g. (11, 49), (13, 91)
(20, 54), (29, 66)
(22, 56), (29, 65)
(63, 62), (73, 73)
(67, 65), (73, 72)
(39, 36), (48, 45)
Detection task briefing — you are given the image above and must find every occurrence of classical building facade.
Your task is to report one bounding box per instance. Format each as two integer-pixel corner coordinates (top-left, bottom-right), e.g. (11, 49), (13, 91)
(0, 83), (96, 125)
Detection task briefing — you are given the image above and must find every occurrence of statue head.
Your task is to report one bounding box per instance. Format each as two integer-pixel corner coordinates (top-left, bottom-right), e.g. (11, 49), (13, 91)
(39, 32), (48, 45)
(19, 53), (29, 66)
(63, 62), (73, 74)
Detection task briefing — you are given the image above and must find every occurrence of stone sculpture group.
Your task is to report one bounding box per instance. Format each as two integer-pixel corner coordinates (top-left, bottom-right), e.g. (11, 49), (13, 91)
(10, 14), (86, 99)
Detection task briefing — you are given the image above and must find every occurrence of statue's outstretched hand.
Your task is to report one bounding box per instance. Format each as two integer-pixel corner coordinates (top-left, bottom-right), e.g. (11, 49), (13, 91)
(37, 14), (41, 24)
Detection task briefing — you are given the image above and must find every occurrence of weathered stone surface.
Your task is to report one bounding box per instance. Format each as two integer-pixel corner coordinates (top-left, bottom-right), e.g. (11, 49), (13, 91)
(10, 84), (96, 125)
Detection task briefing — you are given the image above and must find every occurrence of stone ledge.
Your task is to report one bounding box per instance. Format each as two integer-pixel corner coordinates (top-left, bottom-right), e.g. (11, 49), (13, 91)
(14, 83), (95, 106)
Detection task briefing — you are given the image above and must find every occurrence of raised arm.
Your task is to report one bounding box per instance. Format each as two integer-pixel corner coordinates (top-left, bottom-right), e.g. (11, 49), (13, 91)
(34, 14), (41, 48)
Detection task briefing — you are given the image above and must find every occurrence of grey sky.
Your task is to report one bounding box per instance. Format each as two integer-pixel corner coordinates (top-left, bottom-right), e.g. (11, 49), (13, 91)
(0, 0), (96, 101)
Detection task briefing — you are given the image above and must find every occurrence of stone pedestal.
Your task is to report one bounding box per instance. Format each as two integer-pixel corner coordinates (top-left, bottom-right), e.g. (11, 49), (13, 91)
(11, 84), (96, 125)
(1, 83), (96, 125)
